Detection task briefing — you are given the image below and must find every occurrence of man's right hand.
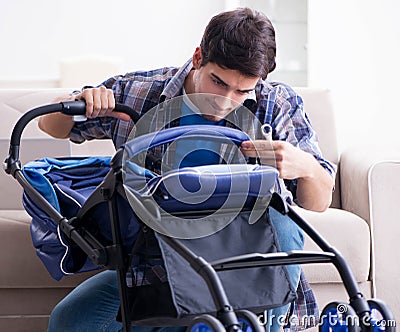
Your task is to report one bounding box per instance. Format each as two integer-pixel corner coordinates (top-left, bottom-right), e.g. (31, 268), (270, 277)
(38, 86), (130, 139)
(74, 86), (130, 122)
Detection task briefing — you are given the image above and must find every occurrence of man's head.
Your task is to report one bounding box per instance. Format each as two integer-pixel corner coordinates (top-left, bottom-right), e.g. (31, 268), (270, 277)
(200, 7), (276, 80)
(184, 8), (276, 122)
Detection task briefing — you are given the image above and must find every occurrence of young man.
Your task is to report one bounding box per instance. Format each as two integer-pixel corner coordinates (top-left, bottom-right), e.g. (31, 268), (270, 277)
(39, 7), (336, 332)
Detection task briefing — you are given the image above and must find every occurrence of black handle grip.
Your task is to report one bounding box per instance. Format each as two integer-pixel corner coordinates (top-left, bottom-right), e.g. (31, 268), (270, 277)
(60, 100), (140, 123)
(59, 100), (87, 115)
(4, 101), (138, 176)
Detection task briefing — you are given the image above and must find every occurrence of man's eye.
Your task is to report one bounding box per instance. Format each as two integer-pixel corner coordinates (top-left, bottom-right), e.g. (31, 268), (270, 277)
(213, 79), (224, 86)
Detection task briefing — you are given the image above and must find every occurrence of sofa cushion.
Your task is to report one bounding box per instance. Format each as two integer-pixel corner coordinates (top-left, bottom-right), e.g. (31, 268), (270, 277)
(0, 207), (370, 287)
(0, 210), (99, 287)
(295, 206), (370, 283)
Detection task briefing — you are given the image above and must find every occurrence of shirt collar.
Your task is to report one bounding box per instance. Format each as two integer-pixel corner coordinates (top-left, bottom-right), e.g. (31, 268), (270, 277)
(160, 59), (193, 101)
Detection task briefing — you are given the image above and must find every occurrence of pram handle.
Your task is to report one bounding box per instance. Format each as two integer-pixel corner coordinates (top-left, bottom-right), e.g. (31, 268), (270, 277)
(59, 100), (139, 122)
(4, 101), (139, 176)
(123, 125), (251, 158)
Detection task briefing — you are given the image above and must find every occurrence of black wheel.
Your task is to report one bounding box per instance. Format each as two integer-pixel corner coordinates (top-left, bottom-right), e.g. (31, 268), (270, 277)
(235, 310), (264, 332)
(319, 301), (359, 332)
(367, 299), (396, 332)
(187, 314), (226, 332)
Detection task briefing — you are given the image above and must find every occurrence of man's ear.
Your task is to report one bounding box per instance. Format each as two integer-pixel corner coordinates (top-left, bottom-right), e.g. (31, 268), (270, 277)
(192, 47), (202, 69)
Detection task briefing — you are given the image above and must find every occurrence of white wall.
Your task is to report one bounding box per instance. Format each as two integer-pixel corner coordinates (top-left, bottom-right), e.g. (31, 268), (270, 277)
(2, 0), (399, 151)
(0, 0), (224, 82)
(0, 0), (307, 86)
(238, 0), (308, 86)
(308, 0), (400, 151)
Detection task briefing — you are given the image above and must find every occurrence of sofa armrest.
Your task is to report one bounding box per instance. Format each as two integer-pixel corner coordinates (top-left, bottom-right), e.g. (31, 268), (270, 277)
(340, 144), (400, 317)
(340, 144), (400, 224)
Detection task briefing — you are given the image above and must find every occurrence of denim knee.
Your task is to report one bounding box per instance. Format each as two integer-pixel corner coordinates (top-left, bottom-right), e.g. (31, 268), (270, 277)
(47, 270), (122, 332)
(47, 299), (76, 332)
(269, 207), (304, 252)
(267, 207), (304, 332)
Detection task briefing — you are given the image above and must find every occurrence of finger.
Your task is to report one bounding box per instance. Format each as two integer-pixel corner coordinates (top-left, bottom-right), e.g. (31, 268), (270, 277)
(107, 89), (115, 111)
(240, 147), (276, 158)
(241, 140), (274, 151)
(240, 147), (257, 158)
(81, 90), (94, 117)
(99, 87), (110, 115)
(91, 88), (102, 118)
(240, 148), (277, 169)
(240, 140), (255, 150)
(259, 157), (277, 168)
(112, 112), (132, 122)
(255, 141), (274, 150)
(101, 89), (117, 117)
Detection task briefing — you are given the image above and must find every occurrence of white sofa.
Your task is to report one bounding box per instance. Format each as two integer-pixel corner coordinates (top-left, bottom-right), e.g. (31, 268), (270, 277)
(0, 88), (399, 331)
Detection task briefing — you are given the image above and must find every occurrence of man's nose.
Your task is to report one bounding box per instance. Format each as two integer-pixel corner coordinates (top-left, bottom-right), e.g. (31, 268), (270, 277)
(214, 94), (235, 110)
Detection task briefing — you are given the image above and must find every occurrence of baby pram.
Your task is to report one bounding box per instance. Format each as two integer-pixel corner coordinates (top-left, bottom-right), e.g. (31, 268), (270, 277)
(3, 100), (396, 332)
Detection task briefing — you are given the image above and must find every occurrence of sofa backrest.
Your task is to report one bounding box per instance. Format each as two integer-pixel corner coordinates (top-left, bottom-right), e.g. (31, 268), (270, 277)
(0, 89), (71, 139)
(1, 88), (340, 210)
(294, 88), (340, 208)
(0, 89), (114, 209)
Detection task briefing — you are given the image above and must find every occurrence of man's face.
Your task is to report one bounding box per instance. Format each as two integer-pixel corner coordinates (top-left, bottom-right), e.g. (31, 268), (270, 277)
(186, 48), (260, 122)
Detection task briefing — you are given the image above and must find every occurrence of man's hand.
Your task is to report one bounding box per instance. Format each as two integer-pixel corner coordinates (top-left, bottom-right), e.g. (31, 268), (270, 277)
(240, 139), (335, 212)
(74, 86), (130, 122)
(240, 140), (316, 180)
(38, 87), (130, 139)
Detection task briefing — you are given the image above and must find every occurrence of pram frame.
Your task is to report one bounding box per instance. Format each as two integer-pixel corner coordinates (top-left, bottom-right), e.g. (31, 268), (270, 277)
(3, 101), (394, 332)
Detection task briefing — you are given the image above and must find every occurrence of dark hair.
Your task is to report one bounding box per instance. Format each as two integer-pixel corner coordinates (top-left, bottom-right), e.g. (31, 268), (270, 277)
(200, 7), (276, 79)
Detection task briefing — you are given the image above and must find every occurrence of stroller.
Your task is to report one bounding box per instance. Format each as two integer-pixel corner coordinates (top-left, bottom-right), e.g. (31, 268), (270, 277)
(4, 100), (396, 332)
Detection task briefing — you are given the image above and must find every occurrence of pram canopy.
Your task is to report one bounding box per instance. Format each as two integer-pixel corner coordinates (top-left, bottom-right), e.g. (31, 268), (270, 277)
(23, 156), (140, 279)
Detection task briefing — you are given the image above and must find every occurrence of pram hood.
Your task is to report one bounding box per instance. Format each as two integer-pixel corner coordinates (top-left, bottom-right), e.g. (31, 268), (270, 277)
(22, 156), (111, 212)
(22, 156), (140, 280)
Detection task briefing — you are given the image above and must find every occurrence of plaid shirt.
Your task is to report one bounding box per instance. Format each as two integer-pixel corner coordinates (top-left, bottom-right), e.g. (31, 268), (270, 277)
(71, 59), (337, 330)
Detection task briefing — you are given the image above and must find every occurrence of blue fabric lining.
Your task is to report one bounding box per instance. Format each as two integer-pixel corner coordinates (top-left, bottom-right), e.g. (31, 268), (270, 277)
(22, 157), (111, 211)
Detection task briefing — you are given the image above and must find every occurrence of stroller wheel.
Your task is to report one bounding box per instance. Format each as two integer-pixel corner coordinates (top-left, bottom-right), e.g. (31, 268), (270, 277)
(319, 301), (359, 332)
(187, 314), (226, 332)
(368, 299), (396, 332)
(235, 310), (263, 332)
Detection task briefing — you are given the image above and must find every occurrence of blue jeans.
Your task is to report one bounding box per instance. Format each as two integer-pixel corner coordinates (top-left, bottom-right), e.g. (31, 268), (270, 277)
(47, 269), (186, 332)
(267, 208), (304, 332)
(47, 208), (303, 332)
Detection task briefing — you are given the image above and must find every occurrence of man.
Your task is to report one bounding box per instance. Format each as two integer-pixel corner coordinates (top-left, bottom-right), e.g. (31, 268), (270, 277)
(39, 7), (336, 332)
